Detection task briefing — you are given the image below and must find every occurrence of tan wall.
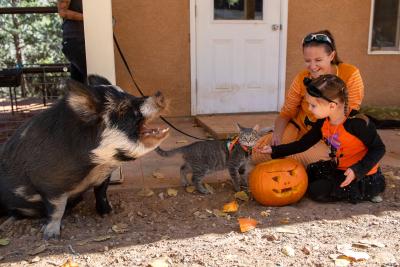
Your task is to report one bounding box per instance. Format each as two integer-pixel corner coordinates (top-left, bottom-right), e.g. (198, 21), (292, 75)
(287, 0), (400, 107)
(112, 0), (191, 116)
(112, 0), (399, 117)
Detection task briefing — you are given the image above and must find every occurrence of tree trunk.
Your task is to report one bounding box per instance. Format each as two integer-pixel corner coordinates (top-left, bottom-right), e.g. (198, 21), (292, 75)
(11, 0), (26, 97)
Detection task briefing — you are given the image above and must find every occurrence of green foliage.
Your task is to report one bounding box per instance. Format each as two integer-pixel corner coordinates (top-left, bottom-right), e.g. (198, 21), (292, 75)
(0, 0), (66, 68)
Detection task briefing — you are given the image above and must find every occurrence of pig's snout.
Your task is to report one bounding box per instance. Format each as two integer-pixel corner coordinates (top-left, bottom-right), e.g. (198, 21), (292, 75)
(154, 91), (166, 110)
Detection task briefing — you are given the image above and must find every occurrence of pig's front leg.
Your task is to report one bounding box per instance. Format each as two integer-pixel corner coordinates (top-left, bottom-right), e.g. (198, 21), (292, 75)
(94, 175), (112, 215)
(43, 193), (68, 240)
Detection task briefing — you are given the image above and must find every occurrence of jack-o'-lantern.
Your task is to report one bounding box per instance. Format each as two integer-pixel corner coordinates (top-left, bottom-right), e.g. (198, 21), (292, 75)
(249, 158), (308, 206)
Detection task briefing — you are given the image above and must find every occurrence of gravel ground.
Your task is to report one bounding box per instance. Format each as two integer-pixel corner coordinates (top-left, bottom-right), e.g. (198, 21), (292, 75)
(0, 165), (399, 267)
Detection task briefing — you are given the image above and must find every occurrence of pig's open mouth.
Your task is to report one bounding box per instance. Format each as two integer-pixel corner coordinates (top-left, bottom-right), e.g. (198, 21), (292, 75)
(140, 124), (169, 137)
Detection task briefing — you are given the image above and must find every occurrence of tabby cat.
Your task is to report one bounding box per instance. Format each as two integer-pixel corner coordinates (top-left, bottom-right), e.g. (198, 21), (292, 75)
(155, 124), (263, 194)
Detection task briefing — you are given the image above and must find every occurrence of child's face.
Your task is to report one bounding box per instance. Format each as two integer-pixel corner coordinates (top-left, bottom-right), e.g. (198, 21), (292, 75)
(303, 46), (336, 78)
(305, 93), (335, 119)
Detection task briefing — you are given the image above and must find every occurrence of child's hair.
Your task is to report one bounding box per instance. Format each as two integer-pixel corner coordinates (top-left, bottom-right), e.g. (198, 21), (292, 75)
(302, 30), (342, 65)
(310, 74), (349, 114)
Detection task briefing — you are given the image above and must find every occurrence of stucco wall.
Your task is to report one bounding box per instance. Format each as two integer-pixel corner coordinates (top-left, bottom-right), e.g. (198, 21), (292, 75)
(112, 1), (191, 116)
(287, 0), (400, 107)
(112, 1), (399, 117)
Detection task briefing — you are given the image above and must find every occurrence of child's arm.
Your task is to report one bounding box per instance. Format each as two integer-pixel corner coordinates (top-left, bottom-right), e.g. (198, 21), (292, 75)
(268, 119), (324, 158)
(346, 117), (386, 180)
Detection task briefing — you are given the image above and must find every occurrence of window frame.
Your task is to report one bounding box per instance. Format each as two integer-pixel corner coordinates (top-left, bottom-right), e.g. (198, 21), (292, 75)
(368, 0), (400, 55)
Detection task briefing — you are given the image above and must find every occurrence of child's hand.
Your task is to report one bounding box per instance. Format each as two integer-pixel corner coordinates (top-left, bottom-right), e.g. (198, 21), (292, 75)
(257, 145), (272, 154)
(340, 168), (355, 187)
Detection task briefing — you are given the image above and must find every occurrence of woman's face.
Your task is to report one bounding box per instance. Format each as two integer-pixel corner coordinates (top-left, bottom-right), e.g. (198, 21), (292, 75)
(303, 46), (335, 78)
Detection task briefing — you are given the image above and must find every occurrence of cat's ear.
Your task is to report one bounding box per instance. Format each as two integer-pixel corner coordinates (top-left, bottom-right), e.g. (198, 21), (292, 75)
(236, 123), (244, 131)
(253, 124), (260, 132)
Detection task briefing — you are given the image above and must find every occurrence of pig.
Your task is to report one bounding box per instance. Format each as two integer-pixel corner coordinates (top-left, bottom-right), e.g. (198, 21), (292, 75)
(0, 75), (169, 239)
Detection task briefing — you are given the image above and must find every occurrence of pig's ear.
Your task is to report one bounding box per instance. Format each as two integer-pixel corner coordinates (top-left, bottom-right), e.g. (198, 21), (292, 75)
(87, 74), (112, 86)
(66, 79), (100, 122)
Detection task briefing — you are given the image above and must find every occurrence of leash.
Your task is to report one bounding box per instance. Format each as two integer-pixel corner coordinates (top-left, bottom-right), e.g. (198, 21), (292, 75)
(113, 34), (211, 141)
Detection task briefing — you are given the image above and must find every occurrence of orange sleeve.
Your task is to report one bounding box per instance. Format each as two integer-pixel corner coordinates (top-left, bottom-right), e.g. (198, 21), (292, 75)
(345, 69), (364, 111)
(280, 74), (304, 119)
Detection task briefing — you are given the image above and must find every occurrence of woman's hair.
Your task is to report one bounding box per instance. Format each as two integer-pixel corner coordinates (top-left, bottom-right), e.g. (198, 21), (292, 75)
(310, 74), (348, 114)
(302, 30), (342, 65)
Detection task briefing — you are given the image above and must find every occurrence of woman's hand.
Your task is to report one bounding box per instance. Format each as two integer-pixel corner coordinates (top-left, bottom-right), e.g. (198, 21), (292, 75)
(271, 132), (282, 146)
(257, 145), (272, 154)
(271, 115), (289, 145)
(340, 168), (356, 187)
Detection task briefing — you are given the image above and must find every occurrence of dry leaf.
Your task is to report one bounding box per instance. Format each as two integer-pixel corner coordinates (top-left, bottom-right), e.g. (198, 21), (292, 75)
(0, 238), (10, 246)
(234, 191), (249, 201)
(76, 240), (89, 246)
(185, 186), (196, 193)
(112, 223), (129, 234)
(137, 188), (154, 197)
(149, 256), (172, 267)
(301, 246), (311, 255)
(167, 188), (178, 197)
(152, 172), (165, 179)
(275, 226), (298, 234)
(30, 256), (41, 263)
(212, 209), (228, 218)
(28, 244), (47, 256)
(358, 239), (385, 248)
(282, 245), (295, 257)
(238, 217), (257, 233)
(92, 235), (112, 242)
(60, 259), (79, 267)
(340, 250), (370, 261)
(222, 200), (239, 213)
(334, 258), (350, 267)
(260, 210), (271, 217)
(280, 218), (290, 224)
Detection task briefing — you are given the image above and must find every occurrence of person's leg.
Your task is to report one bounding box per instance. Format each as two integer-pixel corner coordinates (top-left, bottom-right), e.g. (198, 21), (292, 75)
(360, 169), (386, 201)
(308, 179), (336, 202)
(288, 141), (330, 167)
(62, 38), (87, 83)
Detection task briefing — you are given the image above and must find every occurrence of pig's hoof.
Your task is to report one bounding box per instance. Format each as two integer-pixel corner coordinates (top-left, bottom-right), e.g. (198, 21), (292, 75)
(96, 201), (112, 216)
(43, 223), (61, 240)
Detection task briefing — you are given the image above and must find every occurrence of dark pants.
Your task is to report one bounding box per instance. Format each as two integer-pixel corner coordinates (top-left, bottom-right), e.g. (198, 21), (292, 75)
(306, 161), (386, 203)
(62, 38), (87, 83)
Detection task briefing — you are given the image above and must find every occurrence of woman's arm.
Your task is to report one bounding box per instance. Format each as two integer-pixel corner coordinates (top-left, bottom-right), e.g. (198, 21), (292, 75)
(273, 74), (305, 144)
(346, 69), (364, 112)
(271, 115), (290, 145)
(57, 0), (83, 21)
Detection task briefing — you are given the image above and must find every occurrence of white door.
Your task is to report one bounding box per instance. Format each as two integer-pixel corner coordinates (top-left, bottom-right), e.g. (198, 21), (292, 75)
(195, 0), (282, 114)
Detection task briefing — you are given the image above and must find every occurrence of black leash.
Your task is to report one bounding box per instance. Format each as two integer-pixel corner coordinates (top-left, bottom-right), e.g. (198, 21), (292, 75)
(113, 34), (211, 141)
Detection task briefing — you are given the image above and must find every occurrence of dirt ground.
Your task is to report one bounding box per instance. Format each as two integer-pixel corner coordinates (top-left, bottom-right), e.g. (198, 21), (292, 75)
(0, 164), (399, 267)
(1, 115), (400, 267)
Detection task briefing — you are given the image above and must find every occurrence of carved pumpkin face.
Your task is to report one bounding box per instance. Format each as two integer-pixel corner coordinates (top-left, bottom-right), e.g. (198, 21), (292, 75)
(249, 158), (308, 206)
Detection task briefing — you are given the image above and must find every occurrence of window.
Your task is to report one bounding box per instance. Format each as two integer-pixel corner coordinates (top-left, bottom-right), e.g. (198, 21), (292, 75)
(214, 0), (263, 20)
(369, 0), (400, 54)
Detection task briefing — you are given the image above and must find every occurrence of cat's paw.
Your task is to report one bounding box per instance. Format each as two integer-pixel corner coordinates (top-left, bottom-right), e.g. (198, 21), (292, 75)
(195, 185), (210, 194)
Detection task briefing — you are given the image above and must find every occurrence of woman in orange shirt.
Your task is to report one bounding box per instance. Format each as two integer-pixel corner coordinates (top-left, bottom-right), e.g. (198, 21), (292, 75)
(258, 74), (385, 203)
(253, 30), (364, 166)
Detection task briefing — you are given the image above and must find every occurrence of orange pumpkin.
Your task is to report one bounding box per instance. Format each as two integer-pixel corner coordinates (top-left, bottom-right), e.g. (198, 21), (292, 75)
(249, 158), (308, 206)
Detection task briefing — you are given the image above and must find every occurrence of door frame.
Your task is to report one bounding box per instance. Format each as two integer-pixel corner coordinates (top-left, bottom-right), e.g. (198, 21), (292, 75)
(189, 0), (288, 115)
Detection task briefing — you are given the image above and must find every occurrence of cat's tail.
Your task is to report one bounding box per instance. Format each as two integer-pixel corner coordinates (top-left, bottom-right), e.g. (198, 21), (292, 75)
(367, 115), (400, 129)
(155, 146), (183, 157)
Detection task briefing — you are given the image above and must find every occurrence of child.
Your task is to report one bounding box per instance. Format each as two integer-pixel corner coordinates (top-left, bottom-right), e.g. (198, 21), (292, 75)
(258, 74), (386, 203)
